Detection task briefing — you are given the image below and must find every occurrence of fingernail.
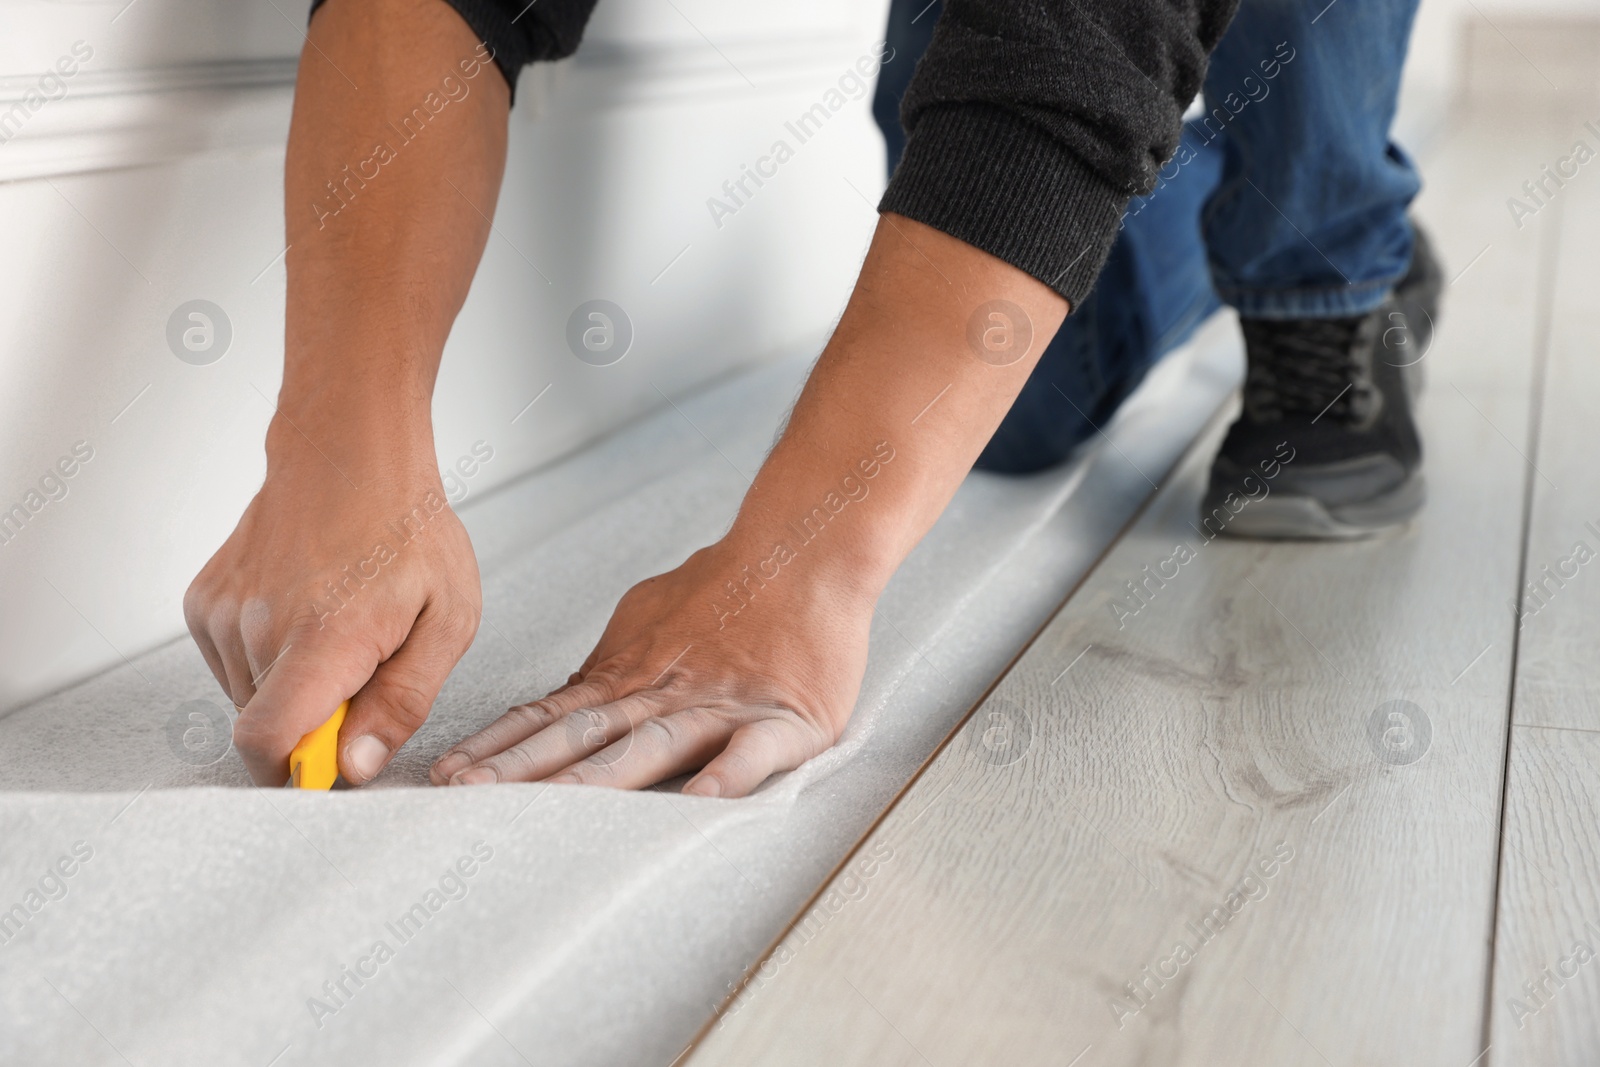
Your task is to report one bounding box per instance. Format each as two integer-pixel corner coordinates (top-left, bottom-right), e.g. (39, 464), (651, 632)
(345, 735), (390, 783)
(432, 751), (470, 781)
(687, 776), (722, 798)
(451, 766), (499, 786)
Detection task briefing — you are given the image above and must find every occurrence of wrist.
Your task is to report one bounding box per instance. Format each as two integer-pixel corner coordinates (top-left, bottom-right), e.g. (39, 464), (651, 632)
(264, 399), (438, 491)
(272, 327), (439, 476)
(722, 437), (909, 605)
(708, 525), (887, 624)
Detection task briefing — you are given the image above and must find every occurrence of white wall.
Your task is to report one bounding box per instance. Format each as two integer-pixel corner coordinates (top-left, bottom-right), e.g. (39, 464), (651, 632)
(1399, 0), (1600, 142)
(2, 0), (1588, 716)
(0, 0), (892, 714)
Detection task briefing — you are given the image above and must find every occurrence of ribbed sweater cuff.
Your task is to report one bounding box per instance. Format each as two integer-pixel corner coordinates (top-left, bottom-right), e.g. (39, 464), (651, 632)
(878, 103), (1131, 308)
(307, 0), (535, 105)
(437, 0), (539, 101)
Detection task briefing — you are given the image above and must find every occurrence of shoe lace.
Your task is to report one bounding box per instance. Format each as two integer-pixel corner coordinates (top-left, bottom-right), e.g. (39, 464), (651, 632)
(1241, 316), (1378, 424)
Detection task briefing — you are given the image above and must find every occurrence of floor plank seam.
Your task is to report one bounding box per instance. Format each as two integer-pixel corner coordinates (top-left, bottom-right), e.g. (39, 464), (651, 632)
(1480, 187), (1565, 1063)
(676, 380), (1244, 1060)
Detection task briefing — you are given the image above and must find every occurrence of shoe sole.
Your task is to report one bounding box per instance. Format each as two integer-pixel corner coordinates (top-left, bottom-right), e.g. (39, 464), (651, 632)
(1213, 471), (1426, 541)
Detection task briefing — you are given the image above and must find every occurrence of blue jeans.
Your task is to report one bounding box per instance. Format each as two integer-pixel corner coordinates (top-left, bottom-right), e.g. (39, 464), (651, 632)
(874, 0), (1423, 473)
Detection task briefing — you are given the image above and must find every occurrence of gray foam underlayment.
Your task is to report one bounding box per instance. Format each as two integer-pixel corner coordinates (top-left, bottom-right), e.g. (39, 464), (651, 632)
(0, 318), (1239, 1067)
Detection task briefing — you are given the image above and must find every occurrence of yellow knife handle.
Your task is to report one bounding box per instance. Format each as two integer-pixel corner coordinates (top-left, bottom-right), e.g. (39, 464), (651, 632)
(289, 700), (349, 790)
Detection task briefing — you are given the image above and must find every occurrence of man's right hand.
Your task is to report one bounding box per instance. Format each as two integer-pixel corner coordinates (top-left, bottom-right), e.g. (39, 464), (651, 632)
(187, 0), (509, 786)
(184, 416), (481, 787)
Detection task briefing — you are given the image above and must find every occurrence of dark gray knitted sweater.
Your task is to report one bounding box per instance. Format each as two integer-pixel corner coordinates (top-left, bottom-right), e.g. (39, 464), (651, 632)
(883, 0), (1237, 303)
(311, 0), (1239, 307)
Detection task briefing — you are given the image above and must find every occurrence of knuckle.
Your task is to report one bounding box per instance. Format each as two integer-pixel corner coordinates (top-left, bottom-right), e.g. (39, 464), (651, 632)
(789, 714), (833, 759)
(616, 581), (653, 609)
(435, 597), (480, 647)
(228, 716), (278, 763)
(282, 608), (333, 643)
(775, 714), (829, 762)
(181, 582), (208, 630)
(565, 709), (611, 757)
(237, 598), (276, 648)
(574, 753), (619, 783)
(635, 716), (678, 748)
(488, 741), (541, 780)
(762, 701), (831, 756)
(716, 746), (758, 783)
(581, 666), (626, 701)
(506, 702), (560, 732)
(190, 592), (238, 640)
(378, 676), (434, 730)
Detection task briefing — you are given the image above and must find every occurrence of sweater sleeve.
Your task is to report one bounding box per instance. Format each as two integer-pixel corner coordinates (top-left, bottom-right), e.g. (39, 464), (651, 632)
(308, 0), (600, 105)
(879, 0), (1239, 306)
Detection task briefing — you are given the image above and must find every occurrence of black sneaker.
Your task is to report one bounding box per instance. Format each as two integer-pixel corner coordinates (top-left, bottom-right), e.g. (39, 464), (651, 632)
(1200, 224), (1442, 540)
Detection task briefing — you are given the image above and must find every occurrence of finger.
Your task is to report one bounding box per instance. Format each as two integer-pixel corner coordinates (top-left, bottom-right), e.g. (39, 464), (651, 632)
(447, 690), (669, 785)
(538, 671), (589, 703)
(236, 598), (291, 706)
(215, 627), (261, 708)
(234, 634), (378, 786)
(546, 709), (728, 791)
(684, 718), (825, 799)
(339, 596), (476, 785)
(182, 590), (248, 706)
(428, 676), (616, 784)
(185, 611), (231, 700)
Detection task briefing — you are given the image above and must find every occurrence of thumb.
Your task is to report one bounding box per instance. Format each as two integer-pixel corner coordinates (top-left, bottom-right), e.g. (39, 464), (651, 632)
(339, 596), (476, 785)
(236, 633), (377, 787)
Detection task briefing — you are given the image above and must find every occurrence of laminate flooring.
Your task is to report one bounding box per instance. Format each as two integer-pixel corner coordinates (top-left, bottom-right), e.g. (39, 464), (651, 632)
(688, 104), (1599, 1067)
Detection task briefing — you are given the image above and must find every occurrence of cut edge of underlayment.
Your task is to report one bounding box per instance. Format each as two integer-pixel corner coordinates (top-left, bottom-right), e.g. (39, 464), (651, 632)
(678, 315), (1245, 1063)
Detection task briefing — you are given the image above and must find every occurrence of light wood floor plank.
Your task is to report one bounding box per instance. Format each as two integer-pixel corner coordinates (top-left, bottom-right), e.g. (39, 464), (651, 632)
(1489, 115), (1600, 1067)
(1490, 728), (1600, 1065)
(687, 112), (1558, 1067)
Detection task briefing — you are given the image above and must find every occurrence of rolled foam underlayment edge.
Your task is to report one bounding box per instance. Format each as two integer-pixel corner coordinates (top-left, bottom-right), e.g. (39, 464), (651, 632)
(0, 314), (1242, 1067)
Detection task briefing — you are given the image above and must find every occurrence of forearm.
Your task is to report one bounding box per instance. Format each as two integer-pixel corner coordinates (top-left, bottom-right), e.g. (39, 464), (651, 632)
(273, 0), (510, 482)
(733, 0), (1240, 571)
(723, 213), (1068, 602)
(431, 213), (1069, 794)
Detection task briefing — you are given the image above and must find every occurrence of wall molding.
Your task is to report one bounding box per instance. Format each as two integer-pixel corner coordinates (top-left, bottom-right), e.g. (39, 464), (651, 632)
(0, 59), (298, 183)
(0, 32), (876, 181)
(0, 56), (299, 102)
(561, 32), (879, 110)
